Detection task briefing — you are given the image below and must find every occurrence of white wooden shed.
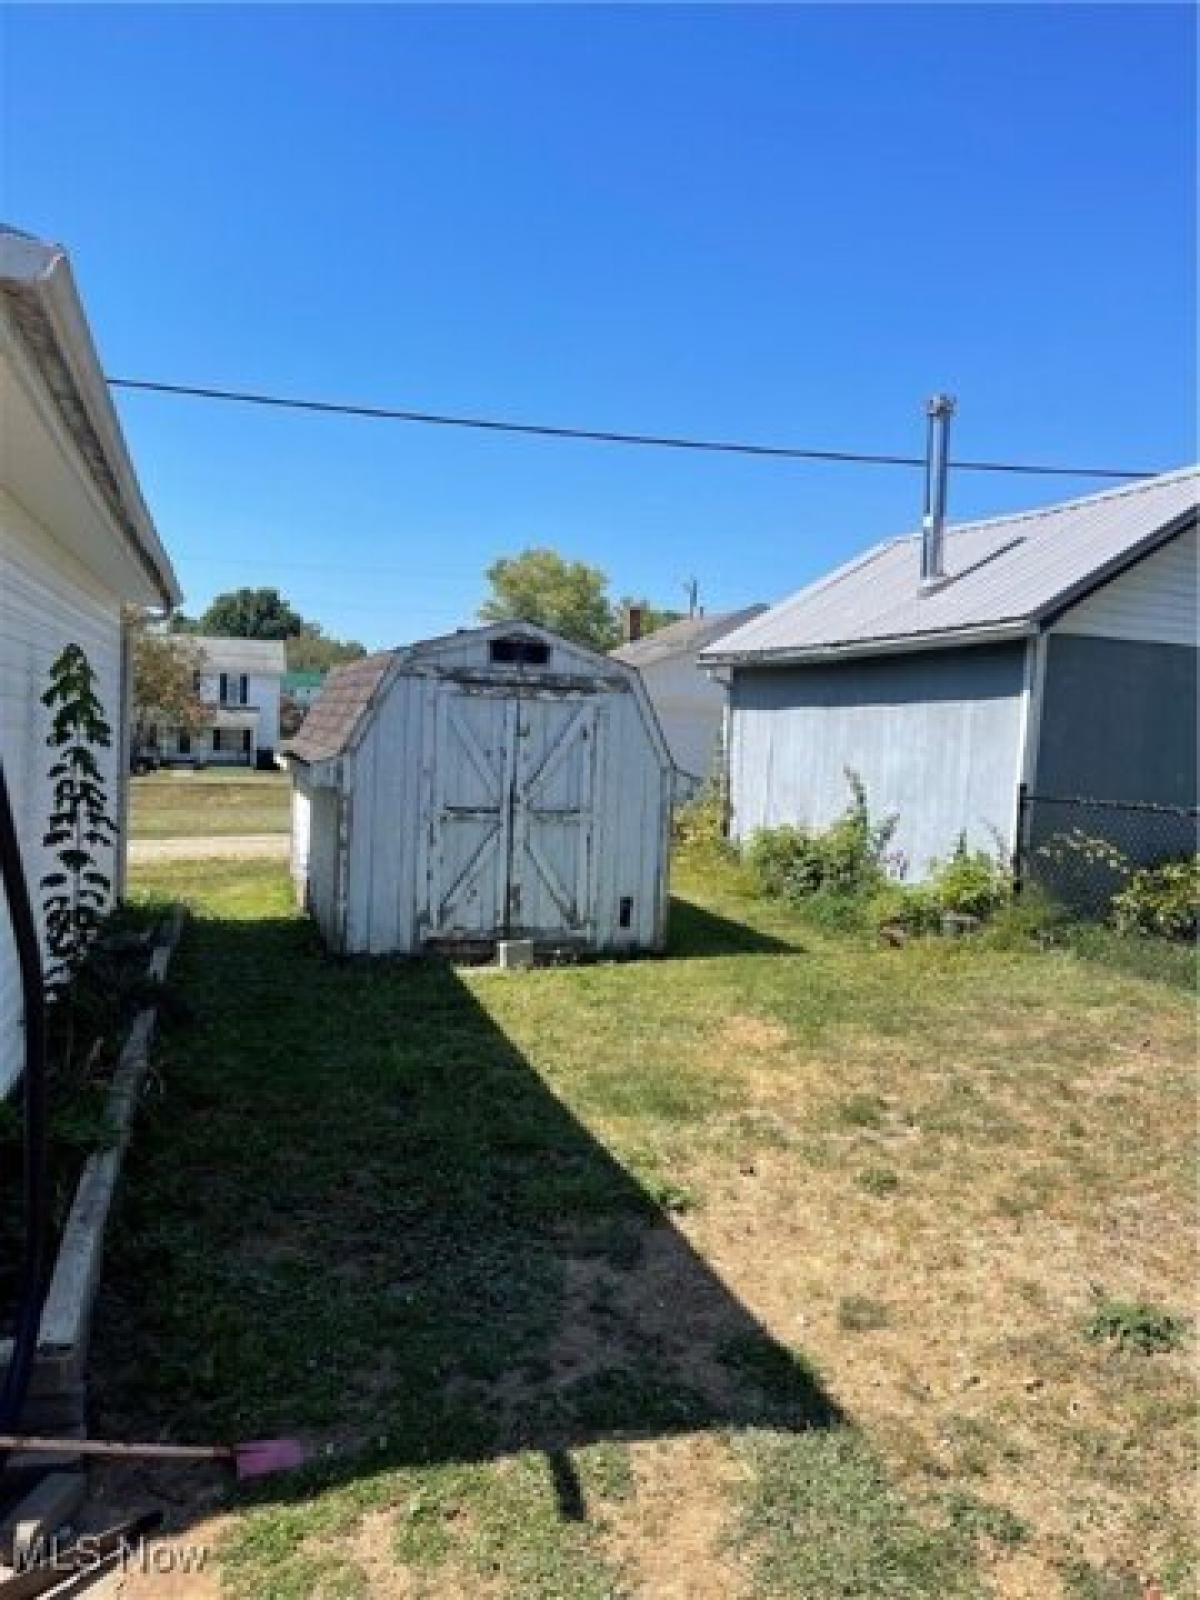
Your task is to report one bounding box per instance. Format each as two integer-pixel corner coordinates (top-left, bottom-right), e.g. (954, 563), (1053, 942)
(285, 622), (674, 956)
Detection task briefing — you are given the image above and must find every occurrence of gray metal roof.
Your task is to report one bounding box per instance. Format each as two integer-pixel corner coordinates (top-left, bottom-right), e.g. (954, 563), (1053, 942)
(703, 467), (1198, 665)
(612, 605), (768, 668)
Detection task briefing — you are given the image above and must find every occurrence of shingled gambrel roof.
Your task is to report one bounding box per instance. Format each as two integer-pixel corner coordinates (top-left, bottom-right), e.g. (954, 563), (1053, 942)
(703, 466), (1198, 666)
(284, 622), (676, 769)
(283, 651), (395, 764)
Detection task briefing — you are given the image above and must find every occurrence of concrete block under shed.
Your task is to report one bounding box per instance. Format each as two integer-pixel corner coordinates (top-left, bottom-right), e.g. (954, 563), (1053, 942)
(497, 938), (535, 970)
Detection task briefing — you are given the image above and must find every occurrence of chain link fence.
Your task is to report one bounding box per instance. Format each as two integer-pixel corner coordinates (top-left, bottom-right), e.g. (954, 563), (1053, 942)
(1015, 788), (1199, 918)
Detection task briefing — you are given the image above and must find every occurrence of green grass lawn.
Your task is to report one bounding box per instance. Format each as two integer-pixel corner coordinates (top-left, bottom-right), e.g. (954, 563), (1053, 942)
(94, 853), (1197, 1599)
(129, 769), (291, 838)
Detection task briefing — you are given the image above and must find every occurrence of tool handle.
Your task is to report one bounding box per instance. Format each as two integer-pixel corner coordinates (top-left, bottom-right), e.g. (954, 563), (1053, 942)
(0, 1434), (231, 1463)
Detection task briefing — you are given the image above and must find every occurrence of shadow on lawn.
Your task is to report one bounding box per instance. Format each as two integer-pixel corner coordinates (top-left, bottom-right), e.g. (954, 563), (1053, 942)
(91, 899), (834, 1529)
(666, 895), (806, 958)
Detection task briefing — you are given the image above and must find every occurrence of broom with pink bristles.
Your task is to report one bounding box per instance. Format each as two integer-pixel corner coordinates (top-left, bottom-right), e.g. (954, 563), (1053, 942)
(0, 1432), (308, 1481)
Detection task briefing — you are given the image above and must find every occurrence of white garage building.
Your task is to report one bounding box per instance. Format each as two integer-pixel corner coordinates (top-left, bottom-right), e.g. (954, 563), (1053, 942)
(285, 622), (673, 956)
(1, 226), (181, 1094)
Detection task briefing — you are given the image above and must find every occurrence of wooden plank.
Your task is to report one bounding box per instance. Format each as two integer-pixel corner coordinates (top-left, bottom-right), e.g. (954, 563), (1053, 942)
(0, 912), (184, 1384)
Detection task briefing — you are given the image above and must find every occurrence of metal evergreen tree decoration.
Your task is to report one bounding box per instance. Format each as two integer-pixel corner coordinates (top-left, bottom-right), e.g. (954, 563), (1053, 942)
(40, 643), (116, 996)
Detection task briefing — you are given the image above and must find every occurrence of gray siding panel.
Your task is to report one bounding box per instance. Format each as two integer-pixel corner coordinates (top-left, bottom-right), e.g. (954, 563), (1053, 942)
(1035, 635), (1198, 805)
(729, 644), (1027, 877)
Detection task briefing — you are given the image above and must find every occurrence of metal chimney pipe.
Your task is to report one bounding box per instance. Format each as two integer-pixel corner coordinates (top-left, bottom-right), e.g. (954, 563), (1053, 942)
(920, 393), (956, 589)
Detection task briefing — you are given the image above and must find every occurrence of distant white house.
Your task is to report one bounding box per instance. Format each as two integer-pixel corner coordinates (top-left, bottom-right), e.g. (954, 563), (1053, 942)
(149, 636), (286, 767)
(612, 606), (766, 788)
(0, 225), (181, 1095)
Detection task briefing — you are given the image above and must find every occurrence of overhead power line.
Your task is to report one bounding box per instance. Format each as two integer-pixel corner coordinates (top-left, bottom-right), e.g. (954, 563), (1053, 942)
(105, 376), (1155, 482)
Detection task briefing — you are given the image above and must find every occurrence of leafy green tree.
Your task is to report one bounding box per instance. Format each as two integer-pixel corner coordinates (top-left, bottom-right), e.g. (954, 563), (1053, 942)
(287, 625), (367, 673)
(479, 548), (619, 651)
(130, 621), (209, 751)
(179, 589), (364, 668)
(199, 587), (306, 640)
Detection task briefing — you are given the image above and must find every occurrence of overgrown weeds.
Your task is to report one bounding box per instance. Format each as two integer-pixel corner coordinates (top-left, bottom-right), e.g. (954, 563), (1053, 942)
(1085, 1295), (1189, 1355)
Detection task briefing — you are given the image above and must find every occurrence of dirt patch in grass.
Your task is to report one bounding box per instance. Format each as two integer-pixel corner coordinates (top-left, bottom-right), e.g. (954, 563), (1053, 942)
(712, 1014), (793, 1057)
(608, 1434), (750, 1599)
(671, 1063), (1196, 1596)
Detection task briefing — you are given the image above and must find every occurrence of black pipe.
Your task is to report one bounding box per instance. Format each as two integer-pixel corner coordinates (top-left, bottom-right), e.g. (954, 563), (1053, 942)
(0, 756), (49, 1446)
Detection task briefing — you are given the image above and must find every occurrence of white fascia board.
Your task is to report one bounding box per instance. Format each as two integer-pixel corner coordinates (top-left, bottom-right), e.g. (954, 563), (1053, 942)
(38, 255), (182, 608)
(0, 315), (160, 606)
(4, 245), (182, 609)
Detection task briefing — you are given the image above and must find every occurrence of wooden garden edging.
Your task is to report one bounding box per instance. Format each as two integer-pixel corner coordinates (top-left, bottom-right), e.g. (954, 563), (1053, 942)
(0, 907), (185, 1457)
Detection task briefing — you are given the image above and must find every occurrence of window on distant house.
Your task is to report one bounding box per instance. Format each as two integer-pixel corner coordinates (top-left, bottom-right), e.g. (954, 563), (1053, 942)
(218, 672), (249, 707)
(178, 730), (191, 755)
(213, 729), (222, 753)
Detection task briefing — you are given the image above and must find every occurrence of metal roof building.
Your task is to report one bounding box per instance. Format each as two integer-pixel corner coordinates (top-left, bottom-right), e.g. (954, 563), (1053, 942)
(705, 468), (1199, 664)
(702, 468), (1198, 883)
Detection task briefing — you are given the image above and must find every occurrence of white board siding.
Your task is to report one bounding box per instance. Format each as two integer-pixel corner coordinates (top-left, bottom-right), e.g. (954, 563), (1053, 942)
(340, 678), (667, 955)
(728, 644), (1027, 880)
(1053, 523), (1197, 647)
(306, 785), (342, 945)
(290, 780), (312, 904)
(1, 485), (125, 1095)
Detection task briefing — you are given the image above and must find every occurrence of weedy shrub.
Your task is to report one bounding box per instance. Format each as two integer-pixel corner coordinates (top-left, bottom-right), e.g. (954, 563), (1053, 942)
(1085, 1295), (1188, 1355)
(977, 885), (1066, 949)
(672, 778), (731, 855)
(929, 836), (1013, 920)
(867, 839), (1012, 937)
(1110, 857), (1199, 942)
(867, 882), (942, 936)
(1036, 831), (1199, 943)
(745, 772), (898, 904)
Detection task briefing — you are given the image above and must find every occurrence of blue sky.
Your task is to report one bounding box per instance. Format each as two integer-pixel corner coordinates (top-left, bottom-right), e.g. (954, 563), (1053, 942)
(2, 4), (1195, 647)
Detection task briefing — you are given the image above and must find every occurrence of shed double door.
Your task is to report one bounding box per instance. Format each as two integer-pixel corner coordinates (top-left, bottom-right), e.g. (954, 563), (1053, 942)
(426, 683), (598, 942)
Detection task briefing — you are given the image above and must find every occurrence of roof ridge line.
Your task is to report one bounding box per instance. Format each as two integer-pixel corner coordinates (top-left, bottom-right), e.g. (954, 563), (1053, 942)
(890, 462), (1198, 545)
